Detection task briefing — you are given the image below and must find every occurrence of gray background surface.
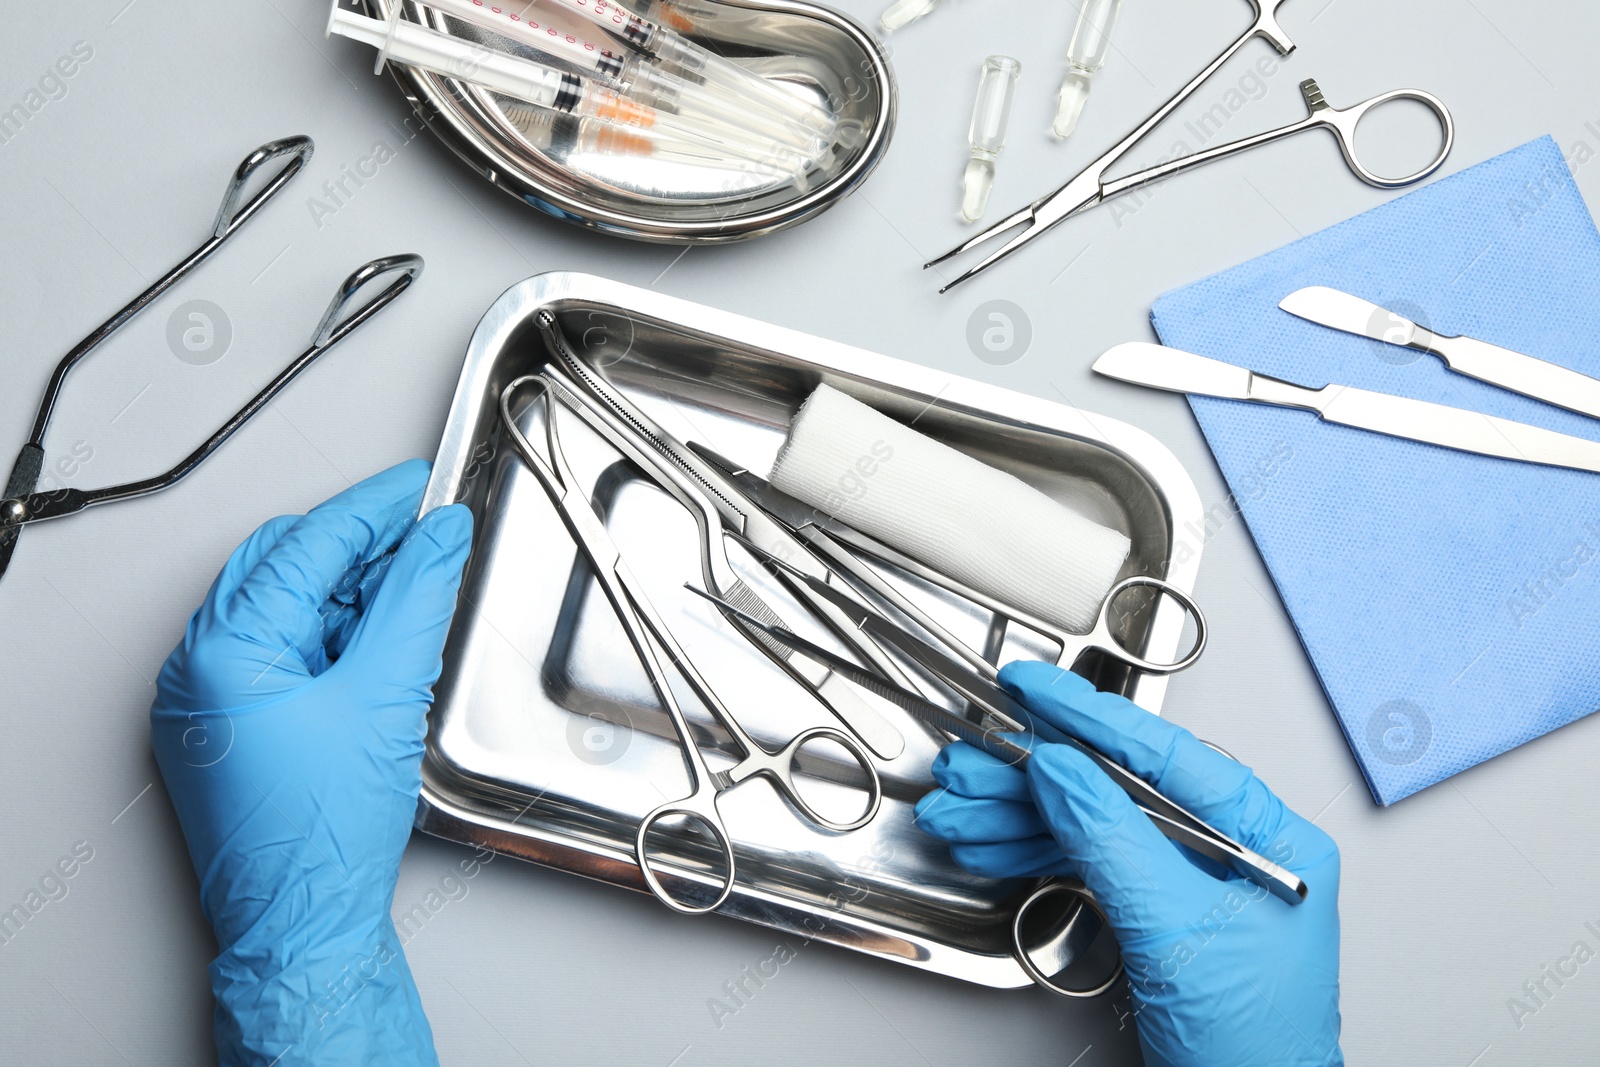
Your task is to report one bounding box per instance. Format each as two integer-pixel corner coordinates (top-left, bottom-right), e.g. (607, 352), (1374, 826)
(3, 0), (1599, 1063)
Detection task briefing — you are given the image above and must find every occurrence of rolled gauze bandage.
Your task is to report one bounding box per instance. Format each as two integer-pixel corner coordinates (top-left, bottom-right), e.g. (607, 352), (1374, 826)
(770, 384), (1130, 633)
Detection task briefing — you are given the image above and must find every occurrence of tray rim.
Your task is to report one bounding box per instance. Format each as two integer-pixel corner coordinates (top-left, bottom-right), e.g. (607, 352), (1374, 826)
(417, 270), (1206, 989)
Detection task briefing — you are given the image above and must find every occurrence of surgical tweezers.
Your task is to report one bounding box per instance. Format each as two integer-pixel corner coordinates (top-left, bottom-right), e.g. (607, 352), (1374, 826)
(926, 0), (1454, 291)
(690, 583), (1307, 906)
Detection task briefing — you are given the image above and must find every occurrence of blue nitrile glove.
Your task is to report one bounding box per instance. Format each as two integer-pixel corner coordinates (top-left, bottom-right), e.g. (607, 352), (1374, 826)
(914, 661), (1342, 1067)
(150, 460), (473, 1067)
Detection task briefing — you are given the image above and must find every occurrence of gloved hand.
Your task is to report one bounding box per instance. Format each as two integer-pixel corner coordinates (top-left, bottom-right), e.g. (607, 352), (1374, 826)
(914, 661), (1342, 1067)
(151, 460), (473, 1067)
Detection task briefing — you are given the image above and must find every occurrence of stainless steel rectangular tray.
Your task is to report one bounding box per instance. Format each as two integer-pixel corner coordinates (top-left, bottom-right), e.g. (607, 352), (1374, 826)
(417, 272), (1204, 989)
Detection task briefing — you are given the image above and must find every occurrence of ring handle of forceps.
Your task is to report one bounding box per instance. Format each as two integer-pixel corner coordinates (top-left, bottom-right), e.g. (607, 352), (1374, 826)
(1301, 82), (1455, 189)
(1011, 880), (1123, 998)
(310, 253), (425, 348)
(735, 725), (884, 833)
(636, 800), (738, 915)
(210, 135), (315, 240)
(1082, 576), (1208, 675)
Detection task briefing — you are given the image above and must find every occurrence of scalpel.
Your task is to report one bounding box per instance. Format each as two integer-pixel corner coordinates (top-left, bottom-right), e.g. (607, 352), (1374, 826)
(1093, 342), (1600, 475)
(1279, 286), (1600, 422)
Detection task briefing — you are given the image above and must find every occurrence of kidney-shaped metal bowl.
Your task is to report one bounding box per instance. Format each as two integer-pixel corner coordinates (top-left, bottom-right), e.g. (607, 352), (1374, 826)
(364, 0), (894, 242)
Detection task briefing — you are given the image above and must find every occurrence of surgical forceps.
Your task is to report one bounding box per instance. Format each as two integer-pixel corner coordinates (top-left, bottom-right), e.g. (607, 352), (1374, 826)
(687, 442), (1208, 679)
(1, 136), (314, 579)
(498, 377), (883, 915)
(534, 312), (915, 760)
(926, 0), (1456, 291)
(691, 584), (1305, 990)
(689, 564), (1302, 899)
(0, 251), (423, 580)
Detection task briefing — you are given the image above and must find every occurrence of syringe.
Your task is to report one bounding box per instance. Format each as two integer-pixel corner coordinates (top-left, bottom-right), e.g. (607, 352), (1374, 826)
(1053, 0), (1123, 140)
(502, 103), (801, 189)
(527, 0), (836, 139)
(629, 0), (696, 34)
(326, 5), (811, 175)
(418, 0), (828, 155)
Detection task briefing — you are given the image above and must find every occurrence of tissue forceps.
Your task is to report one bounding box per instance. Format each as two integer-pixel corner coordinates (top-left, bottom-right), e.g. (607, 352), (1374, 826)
(0, 253), (423, 575)
(690, 583), (1307, 907)
(534, 312), (912, 760)
(0, 136), (314, 580)
(685, 442), (1207, 678)
(498, 377), (882, 915)
(925, 0), (1455, 291)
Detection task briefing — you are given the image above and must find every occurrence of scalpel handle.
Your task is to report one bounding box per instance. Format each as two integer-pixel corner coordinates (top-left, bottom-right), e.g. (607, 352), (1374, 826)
(1427, 332), (1600, 422)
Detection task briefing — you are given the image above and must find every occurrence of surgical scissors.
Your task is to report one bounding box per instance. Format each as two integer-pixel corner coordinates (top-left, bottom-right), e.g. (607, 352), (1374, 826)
(686, 442), (1207, 678)
(926, 0), (1455, 291)
(498, 376), (883, 915)
(1, 136), (314, 579)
